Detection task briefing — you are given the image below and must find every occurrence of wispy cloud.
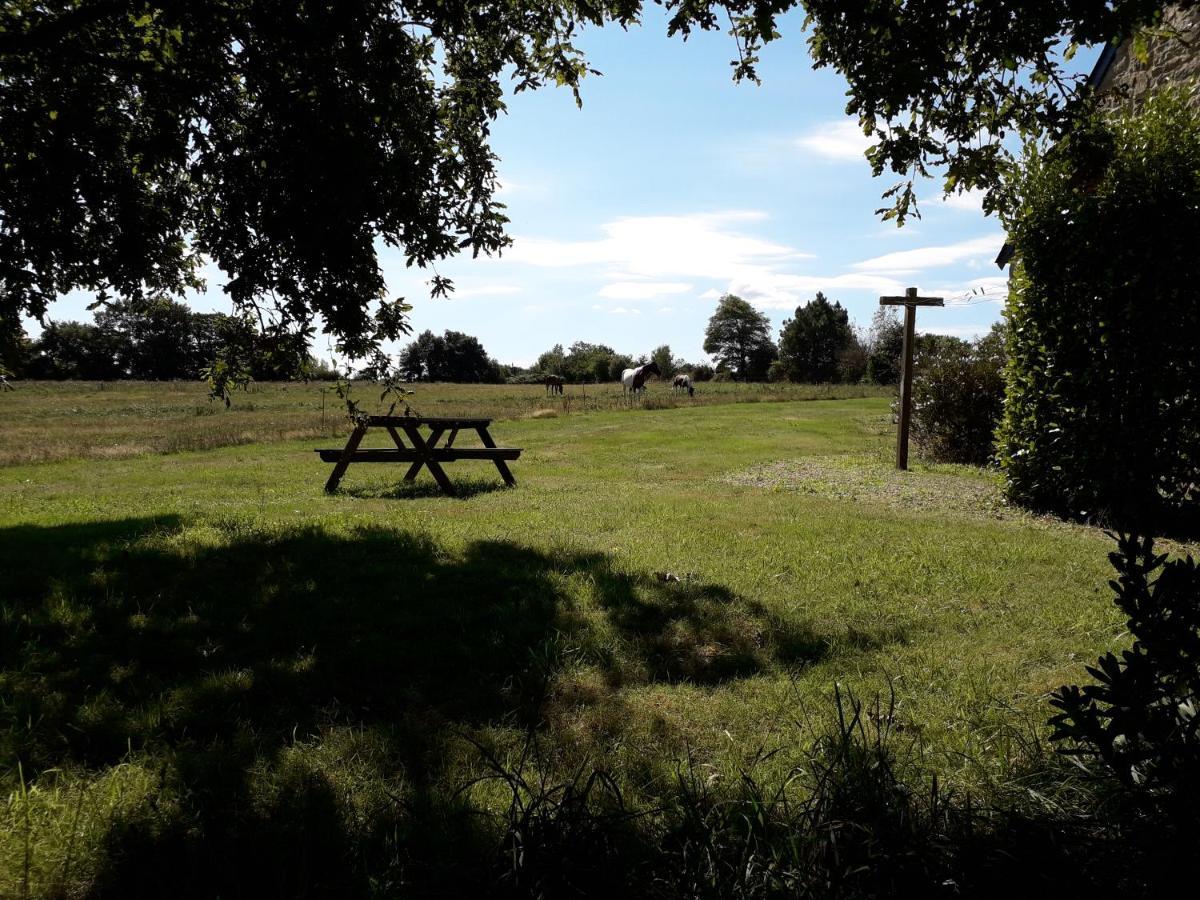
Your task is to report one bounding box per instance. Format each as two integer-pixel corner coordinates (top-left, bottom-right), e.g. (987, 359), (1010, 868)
(598, 281), (692, 300)
(505, 211), (808, 280)
(728, 272), (907, 311)
(936, 188), (987, 213)
(795, 119), (871, 162)
(852, 234), (1003, 275)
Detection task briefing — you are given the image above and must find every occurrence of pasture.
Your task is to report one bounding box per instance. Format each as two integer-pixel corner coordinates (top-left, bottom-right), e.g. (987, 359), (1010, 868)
(0, 379), (889, 466)
(0, 381), (1164, 896)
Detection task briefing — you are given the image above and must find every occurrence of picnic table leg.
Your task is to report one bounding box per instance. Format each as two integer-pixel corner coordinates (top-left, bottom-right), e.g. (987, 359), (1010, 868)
(476, 426), (517, 486)
(325, 422), (367, 493)
(401, 426), (440, 481)
(385, 426), (407, 449)
(402, 426), (457, 496)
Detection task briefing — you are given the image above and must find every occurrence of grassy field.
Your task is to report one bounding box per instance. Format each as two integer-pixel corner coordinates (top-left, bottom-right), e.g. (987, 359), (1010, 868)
(0, 379), (890, 466)
(0, 384), (1174, 896)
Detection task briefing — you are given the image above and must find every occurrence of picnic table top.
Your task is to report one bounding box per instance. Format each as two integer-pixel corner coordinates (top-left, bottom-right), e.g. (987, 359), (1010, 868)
(365, 414), (492, 427)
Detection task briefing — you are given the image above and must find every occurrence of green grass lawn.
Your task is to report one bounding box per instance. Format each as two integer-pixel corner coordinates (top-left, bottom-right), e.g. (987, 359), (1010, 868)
(0, 392), (1158, 896)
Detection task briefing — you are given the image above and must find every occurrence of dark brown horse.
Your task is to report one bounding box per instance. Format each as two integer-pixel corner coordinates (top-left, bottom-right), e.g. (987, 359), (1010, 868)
(544, 374), (564, 395)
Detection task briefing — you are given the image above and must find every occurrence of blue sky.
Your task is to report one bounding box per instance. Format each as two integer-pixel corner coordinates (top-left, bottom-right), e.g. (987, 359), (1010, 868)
(45, 8), (1100, 368)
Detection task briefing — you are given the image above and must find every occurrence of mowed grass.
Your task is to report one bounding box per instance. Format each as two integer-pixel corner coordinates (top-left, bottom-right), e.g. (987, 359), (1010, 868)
(0, 378), (890, 465)
(0, 389), (1160, 896)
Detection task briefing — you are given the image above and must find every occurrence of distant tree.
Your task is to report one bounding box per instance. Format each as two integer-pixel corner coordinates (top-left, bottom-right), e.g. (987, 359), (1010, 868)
(398, 331), (440, 381)
(398, 329), (501, 382)
(607, 354), (634, 382)
(866, 308), (904, 386)
(441, 330), (503, 383)
(703, 294), (777, 381)
(562, 341), (617, 382)
(650, 344), (678, 380)
(690, 364), (715, 383)
(95, 296), (198, 380)
(837, 329), (869, 384)
(535, 344), (567, 377)
(29, 320), (125, 380)
(777, 292), (854, 383)
(0, 310), (31, 377)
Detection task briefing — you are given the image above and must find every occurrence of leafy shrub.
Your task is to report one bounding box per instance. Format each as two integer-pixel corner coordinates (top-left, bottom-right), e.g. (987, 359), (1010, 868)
(506, 372), (546, 385)
(997, 91), (1200, 532)
(1050, 534), (1200, 818)
(910, 324), (1007, 465)
(690, 364), (715, 382)
(866, 307), (903, 385)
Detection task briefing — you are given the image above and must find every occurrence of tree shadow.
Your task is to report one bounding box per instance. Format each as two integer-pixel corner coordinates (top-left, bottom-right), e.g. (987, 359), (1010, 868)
(0, 516), (904, 897)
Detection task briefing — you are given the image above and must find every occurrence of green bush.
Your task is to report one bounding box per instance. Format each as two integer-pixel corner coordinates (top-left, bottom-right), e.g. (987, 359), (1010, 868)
(1050, 534), (1200, 821)
(910, 324), (1006, 466)
(997, 92), (1200, 532)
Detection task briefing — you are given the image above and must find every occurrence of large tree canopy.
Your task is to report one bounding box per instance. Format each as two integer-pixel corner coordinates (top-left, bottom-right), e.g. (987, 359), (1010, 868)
(0, 0), (639, 385)
(1, 0), (1186, 371)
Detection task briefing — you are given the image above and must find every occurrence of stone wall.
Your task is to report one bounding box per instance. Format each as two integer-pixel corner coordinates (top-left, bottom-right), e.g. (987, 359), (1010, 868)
(1097, 4), (1200, 110)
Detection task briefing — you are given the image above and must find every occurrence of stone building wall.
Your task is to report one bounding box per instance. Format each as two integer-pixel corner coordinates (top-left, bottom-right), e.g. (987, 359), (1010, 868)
(1096, 4), (1200, 110)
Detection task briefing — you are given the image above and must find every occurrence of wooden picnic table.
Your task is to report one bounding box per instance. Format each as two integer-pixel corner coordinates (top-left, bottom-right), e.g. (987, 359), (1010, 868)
(315, 415), (520, 497)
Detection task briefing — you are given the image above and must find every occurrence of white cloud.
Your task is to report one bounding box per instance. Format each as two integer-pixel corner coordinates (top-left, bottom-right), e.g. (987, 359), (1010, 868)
(936, 188), (987, 213)
(505, 211), (808, 280)
(608, 306), (642, 316)
(597, 281), (692, 300)
(657, 306), (675, 314)
(851, 234), (1004, 275)
(795, 119), (872, 162)
(728, 272), (907, 310)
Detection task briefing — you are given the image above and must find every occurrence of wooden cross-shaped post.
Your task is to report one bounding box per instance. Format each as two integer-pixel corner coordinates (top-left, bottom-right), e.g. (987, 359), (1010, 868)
(879, 287), (944, 471)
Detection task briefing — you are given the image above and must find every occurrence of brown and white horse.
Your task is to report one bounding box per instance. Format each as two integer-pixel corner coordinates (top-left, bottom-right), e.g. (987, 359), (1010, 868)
(672, 374), (694, 396)
(544, 374), (564, 395)
(621, 361), (661, 395)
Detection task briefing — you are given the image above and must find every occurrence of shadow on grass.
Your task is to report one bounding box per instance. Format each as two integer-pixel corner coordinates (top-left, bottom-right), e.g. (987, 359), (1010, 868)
(0, 516), (904, 897)
(0, 518), (912, 897)
(339, 475), (514, 500)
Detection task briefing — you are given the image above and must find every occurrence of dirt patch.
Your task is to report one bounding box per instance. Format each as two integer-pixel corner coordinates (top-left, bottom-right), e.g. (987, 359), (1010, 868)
(720, 455), (1007, 516)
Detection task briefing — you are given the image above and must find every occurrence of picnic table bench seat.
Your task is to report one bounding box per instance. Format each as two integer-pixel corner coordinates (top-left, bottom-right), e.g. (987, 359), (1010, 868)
(314, 447), (522, 463)
(315, 414), (521, 497)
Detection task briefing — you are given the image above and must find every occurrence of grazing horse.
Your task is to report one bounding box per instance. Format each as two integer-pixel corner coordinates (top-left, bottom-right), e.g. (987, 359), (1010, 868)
(672, 374), (694, 397)
(621, 361), (661, 395)
(544, 374), (564, 395)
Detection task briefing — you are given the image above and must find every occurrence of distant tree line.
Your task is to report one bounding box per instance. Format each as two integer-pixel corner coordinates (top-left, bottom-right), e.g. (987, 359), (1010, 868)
(0, 290), (924, 391)
(2, 297), (334, 382)
(519, 341), (715, 386)
(699, 292), (911, 386)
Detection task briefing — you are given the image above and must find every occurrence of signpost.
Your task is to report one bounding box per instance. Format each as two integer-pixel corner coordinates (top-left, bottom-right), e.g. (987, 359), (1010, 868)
(879, 287), (945, 470)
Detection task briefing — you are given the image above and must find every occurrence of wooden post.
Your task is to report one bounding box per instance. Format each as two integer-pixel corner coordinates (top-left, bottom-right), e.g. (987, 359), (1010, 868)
(879, 287), (944, 471)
